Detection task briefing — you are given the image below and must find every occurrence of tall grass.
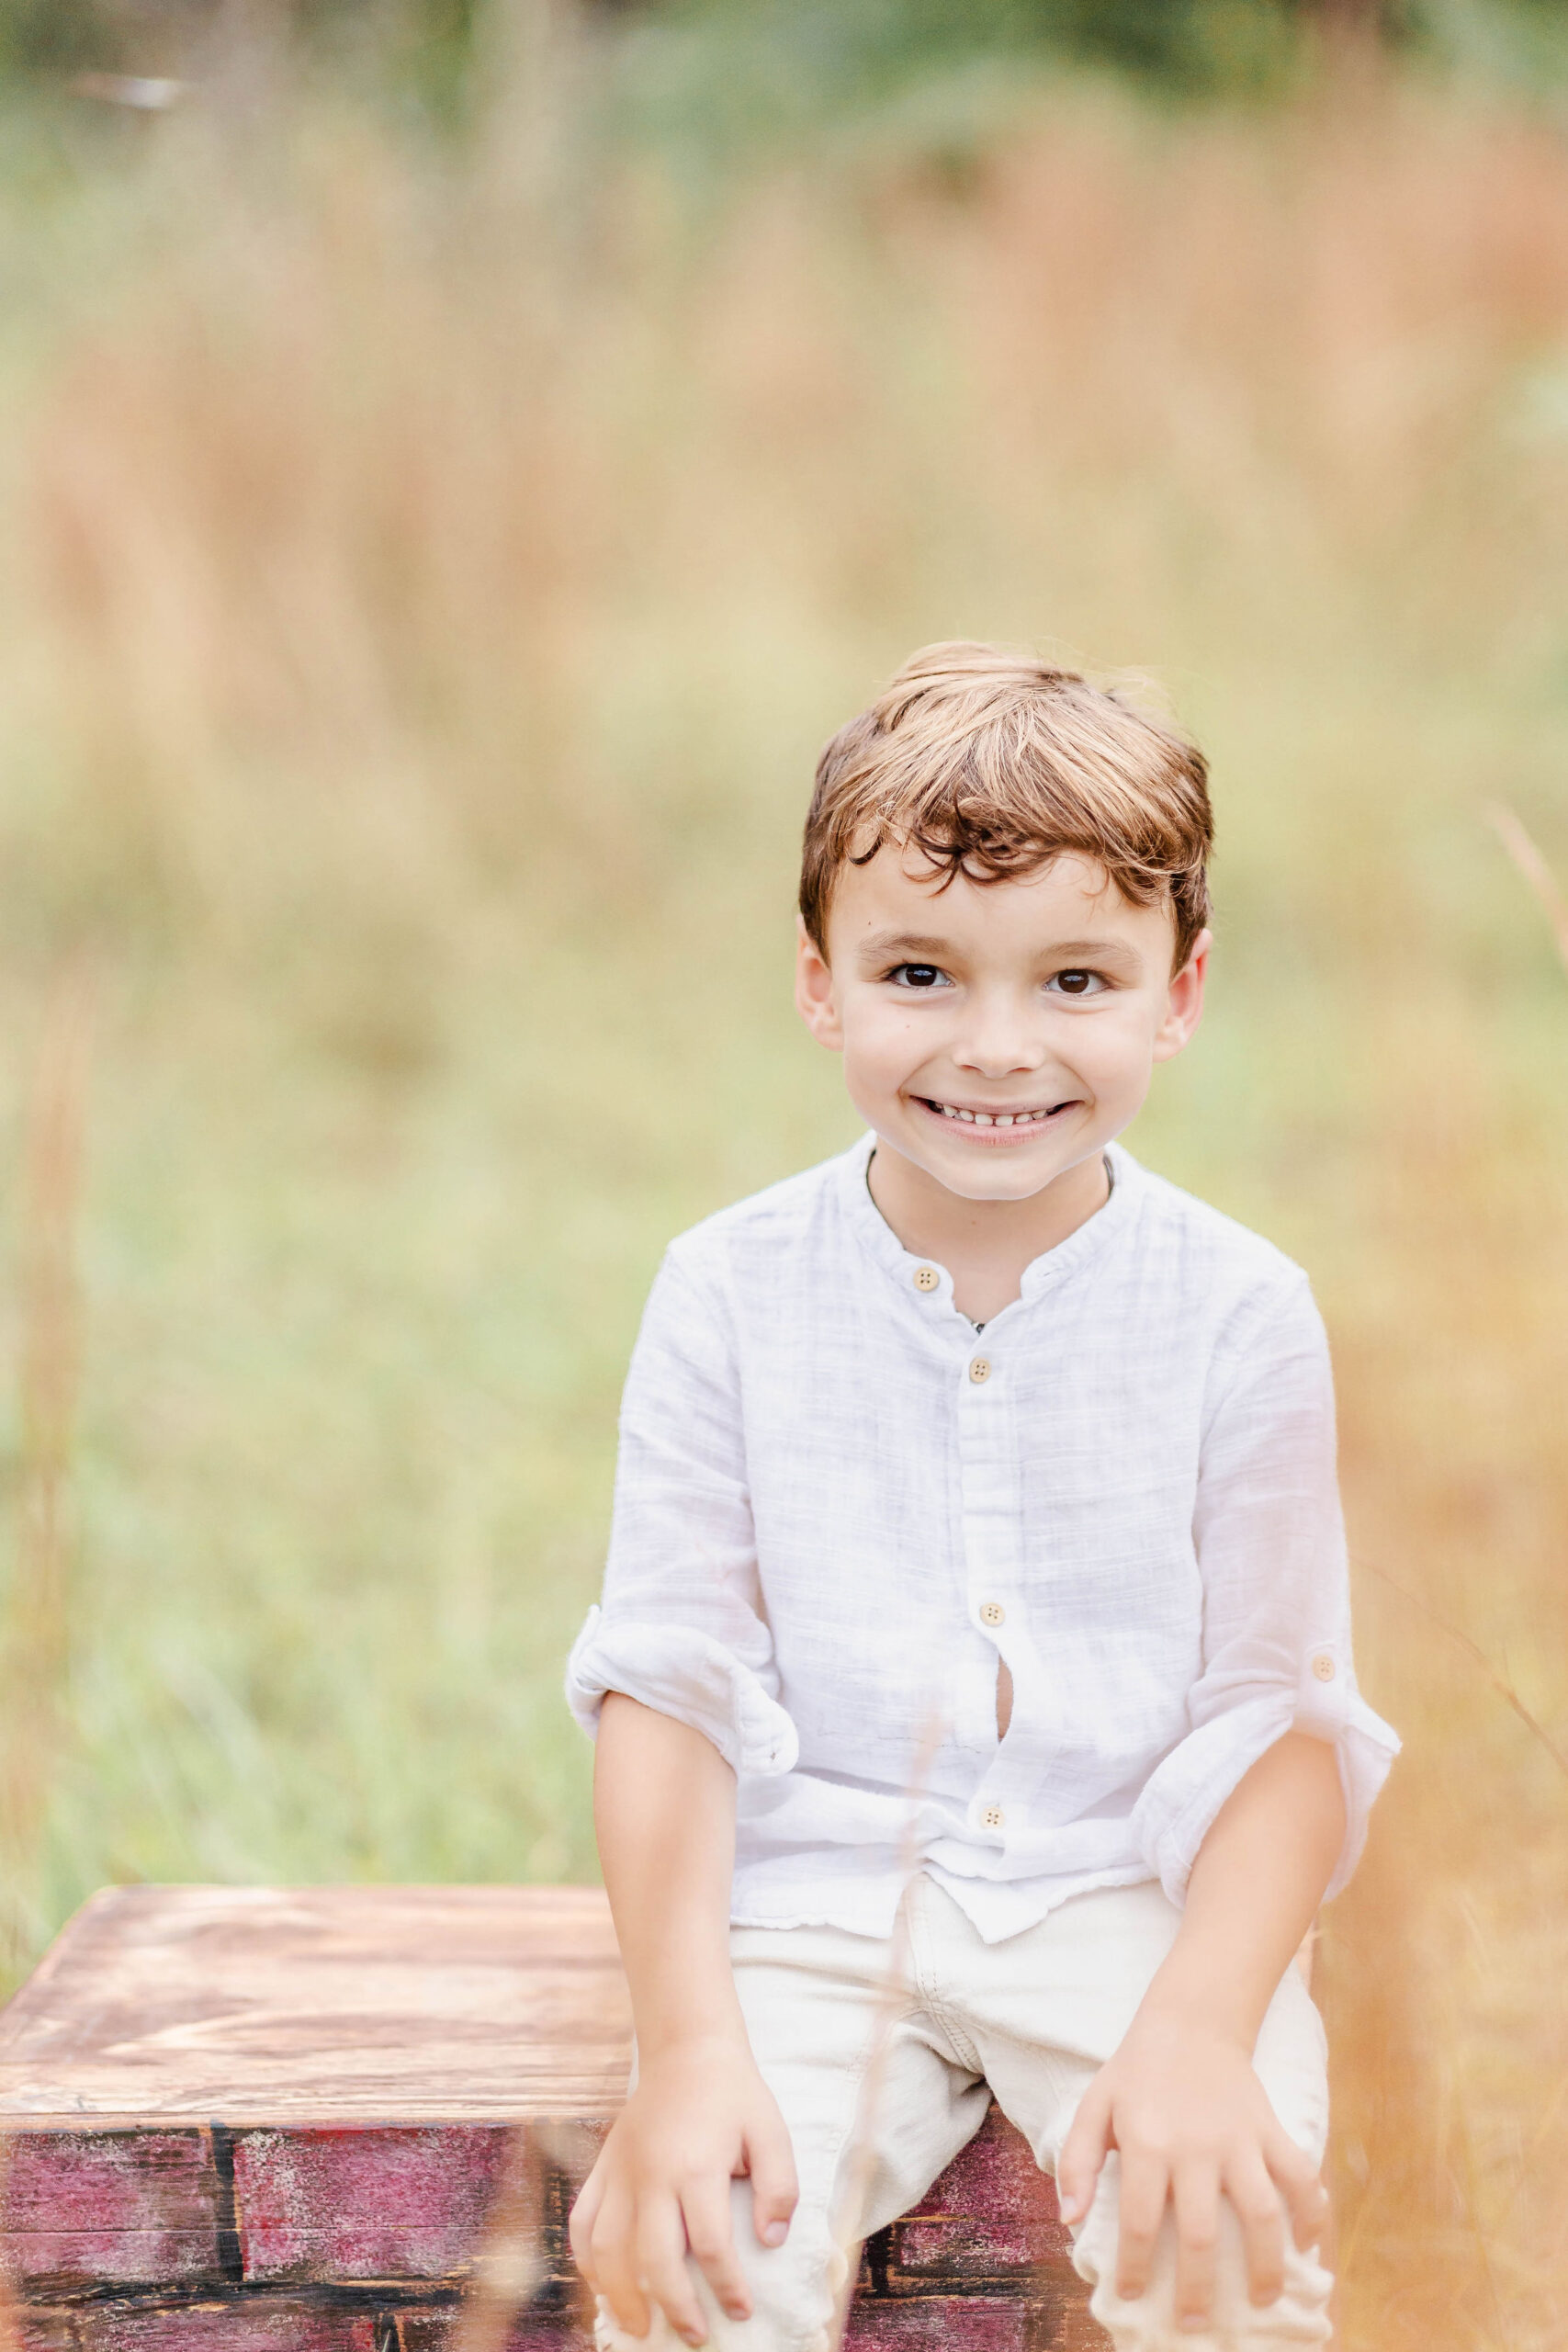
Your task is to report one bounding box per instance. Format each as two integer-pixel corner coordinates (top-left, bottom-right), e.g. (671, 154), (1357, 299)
(0, 963), (93, 1969)
(0, 20), (1563, 2347)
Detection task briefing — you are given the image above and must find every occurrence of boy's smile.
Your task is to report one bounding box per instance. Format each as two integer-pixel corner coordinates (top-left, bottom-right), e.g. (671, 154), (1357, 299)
(918, 1096), (1074, 1136)
(796, 845), (1209, 1310)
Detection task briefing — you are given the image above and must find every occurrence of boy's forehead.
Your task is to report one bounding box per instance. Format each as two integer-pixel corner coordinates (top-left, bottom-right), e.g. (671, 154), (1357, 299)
(829, 842), (1169, 951)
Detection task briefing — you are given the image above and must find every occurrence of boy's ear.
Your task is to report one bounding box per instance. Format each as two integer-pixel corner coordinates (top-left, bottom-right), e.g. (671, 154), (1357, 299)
(1152, 927), (1211, 1063)
(795, 915), (844, 1051)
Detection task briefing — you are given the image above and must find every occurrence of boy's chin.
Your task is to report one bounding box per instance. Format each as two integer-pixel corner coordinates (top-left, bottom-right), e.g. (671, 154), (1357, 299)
(882, 1123), (1085, 1205)
(926, 1155), (1071, 1204)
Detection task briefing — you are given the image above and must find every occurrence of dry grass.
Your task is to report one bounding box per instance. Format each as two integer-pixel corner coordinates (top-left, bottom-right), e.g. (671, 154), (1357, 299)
(0, 965), (94, 1971)
(449, 2121), (598, 2352)
(0, 21), (1563, 2348)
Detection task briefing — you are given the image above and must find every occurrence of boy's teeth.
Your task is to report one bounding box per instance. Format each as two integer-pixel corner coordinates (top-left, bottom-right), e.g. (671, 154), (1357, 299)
(937, 1101), (1048, 1125)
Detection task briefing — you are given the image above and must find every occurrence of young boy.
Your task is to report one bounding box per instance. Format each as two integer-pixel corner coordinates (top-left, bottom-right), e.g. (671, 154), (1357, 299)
(565, 643), (1398, 2351)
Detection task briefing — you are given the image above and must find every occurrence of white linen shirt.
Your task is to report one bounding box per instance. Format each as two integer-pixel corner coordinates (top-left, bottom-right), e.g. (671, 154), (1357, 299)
(566, 1135), (1399, 1942)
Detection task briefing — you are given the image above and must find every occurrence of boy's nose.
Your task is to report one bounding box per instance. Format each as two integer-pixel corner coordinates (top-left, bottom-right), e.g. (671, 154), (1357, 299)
(953, 1001), (1048, 1077)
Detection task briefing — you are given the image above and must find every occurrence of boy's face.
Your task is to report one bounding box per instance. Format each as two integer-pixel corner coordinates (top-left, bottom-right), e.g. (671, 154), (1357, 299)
(795, 845), (1209, 1206)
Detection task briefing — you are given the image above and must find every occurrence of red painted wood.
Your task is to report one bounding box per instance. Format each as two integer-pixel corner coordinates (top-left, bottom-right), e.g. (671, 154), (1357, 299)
(3, 2130), (220, 2289)
(400, 2325), (580, 2351)
(890, 2214), (1052, 2277)
(844, 2298), (1032, 2347)
(17, 2312), (379, 2352)
(234, 2124), (511, 2280)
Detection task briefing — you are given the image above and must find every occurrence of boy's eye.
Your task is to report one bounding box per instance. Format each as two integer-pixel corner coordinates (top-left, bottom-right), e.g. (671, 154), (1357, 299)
(1047, 969), (1108, 998)
(887, 963), (951, 990)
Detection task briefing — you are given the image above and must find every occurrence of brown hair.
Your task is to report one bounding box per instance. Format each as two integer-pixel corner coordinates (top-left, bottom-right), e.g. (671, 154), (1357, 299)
(800, 641), (1213, 967)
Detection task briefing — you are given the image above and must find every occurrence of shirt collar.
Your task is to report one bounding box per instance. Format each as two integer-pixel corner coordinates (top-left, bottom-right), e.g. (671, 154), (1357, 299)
(834, 1128), (1144, 1311)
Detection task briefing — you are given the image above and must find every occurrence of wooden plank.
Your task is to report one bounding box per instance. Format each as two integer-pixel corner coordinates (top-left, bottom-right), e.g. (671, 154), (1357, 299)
(17, 2311), (383, 2351)
(3, 2126), (222, 2291)
(0, 1886), (632, 2128)
(233, 2125), (513, 2280)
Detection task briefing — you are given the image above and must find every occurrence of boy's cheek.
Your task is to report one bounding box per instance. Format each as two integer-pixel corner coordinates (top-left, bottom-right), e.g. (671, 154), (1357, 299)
(840, 1066), (903, 1128)
(1079, 1011), (1168, 1085)
(839, 1031), (919, 1100)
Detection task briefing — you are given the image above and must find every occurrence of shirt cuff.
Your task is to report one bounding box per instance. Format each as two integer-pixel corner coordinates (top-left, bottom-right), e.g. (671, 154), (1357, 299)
(564, 1606), (800, 1779)
(1291, 1642), (1403, 1900)
(1131, 1669), (1401, 1907)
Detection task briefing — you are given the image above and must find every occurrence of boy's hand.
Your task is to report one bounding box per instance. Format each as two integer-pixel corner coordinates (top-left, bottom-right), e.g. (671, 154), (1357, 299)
(1055, 2013), (1329, 2332)
(570, 2031), (798, 2349)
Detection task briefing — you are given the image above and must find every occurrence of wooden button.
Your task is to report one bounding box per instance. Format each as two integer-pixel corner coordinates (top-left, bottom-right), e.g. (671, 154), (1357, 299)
(979, 1601), (1006, 1627)
(981, 1804), (1005, 1831)
(913, 1265), (940, 1293)
(1312, 1653), (1336, 1682)
(968, 1357), (991, 1385)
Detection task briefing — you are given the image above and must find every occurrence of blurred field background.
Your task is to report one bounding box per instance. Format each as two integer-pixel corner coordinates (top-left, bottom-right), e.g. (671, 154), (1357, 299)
(0, 0), (1565, 2344)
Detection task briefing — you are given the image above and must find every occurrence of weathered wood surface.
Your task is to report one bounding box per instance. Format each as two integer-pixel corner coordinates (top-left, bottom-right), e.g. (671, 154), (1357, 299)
(0, 1885), (1105, 2349)
(0, 1885), (631, 2126)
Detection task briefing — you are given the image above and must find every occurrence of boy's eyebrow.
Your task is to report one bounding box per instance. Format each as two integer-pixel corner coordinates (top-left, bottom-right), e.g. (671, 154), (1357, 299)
(857, 929), (1145, 966)
(1043, 937), (1145, 965)
(857, 930), (959, 958)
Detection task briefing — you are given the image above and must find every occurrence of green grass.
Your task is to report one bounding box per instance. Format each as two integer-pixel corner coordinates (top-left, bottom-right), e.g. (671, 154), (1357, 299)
(37, 923), (854, 1918)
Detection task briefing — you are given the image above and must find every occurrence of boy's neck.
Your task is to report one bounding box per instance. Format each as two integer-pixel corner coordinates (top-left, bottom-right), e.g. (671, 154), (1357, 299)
(867, 1142), (1111, 1325)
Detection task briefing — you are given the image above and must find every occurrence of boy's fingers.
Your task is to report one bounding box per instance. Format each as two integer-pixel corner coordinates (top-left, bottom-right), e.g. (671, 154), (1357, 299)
(636, 2199), (708, 2348)
(591, 2188), (653, 2339)
(1266, 2130), (1331, 2251)
(680, 2179), (752, 2323)
(569, 2170), (604, 2283)
(745, 2111), (800, 2244)
(1112, 2154), (1168, 2300)
(1056, 2081), (1112, 2224)
(1225, 2154), (1286, 2307)
(1170, 2162), (1220, 2328)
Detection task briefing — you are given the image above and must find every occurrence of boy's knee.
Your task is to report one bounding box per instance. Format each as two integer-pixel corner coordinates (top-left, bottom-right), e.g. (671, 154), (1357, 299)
(1070, 2160), (1334, 2349)
(592, 2202), (846, 2352)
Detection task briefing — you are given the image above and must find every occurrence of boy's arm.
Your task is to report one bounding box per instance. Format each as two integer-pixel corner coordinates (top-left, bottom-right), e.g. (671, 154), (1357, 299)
(1056, 1729), (1342, 2331)
(569, 1693), (798, 2350)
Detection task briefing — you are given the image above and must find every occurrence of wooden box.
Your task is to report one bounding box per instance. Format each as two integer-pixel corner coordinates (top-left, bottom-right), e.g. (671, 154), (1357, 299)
(0, 1886), (1102, 2348)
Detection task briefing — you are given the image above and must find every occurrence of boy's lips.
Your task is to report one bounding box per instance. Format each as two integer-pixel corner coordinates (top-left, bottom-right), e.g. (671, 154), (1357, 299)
(913, 1093), (1078, 1137)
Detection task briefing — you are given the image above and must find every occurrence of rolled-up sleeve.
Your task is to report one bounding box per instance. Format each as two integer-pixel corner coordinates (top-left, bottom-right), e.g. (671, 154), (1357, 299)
(1131, 1272), (1399, 1906)
(564, 1249), (799, 1779)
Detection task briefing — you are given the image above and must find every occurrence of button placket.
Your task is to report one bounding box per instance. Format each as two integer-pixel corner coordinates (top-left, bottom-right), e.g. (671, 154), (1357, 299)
(959, 1345), (1019, 1831)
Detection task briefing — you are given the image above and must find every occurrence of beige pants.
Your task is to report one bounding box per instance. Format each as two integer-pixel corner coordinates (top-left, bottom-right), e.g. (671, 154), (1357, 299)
(594, 1873), (1333, 2352)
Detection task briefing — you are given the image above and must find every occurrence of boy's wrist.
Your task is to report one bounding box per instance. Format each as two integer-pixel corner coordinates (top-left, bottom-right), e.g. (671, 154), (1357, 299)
(634, 2011), (753, 2065)
(1125, 1957), (1264, 2053)
(1125, 1990), (1254, 2052)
